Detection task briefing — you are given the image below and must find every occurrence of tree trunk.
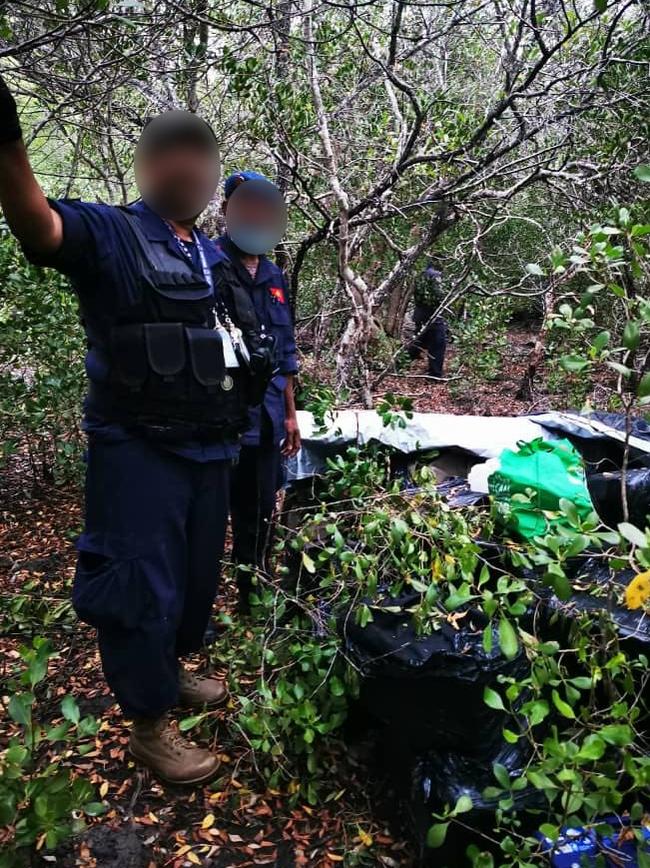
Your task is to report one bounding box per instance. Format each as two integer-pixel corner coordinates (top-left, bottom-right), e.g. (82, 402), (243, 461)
(515, 286), (555, 401)
(384, 277), (411, 337)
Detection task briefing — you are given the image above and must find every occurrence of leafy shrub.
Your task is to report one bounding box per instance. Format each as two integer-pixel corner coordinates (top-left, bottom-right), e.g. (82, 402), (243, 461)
(449, 296), (510, 385)
(0, 233), (85, 483)
(0, 637), (104, 865)
(210, 441), (649, 864)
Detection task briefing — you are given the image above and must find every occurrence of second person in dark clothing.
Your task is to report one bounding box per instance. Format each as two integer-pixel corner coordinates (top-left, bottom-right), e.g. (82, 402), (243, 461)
(215, 170), (301, 613)
(409, 262), (447, 379)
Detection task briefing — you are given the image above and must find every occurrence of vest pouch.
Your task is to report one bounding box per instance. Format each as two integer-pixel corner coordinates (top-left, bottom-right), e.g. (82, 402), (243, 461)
(110, 323), (148, 390)
(144, 323), (186, 377)
(146, 273), (214, 325)
(185, 326), (247, 429)
(185, 327), (226, 392)
(141, 322), (186, 408)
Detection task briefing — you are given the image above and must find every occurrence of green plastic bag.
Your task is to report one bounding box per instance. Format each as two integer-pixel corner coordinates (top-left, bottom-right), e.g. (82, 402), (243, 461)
(488, 437), (594, 540)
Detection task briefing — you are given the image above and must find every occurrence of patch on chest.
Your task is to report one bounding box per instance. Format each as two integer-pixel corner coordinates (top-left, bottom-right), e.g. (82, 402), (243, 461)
(269, 286), (286, 304)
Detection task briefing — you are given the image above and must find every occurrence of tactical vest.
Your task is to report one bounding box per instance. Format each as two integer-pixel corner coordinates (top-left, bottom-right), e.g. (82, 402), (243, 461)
(89, 209), (258, 442)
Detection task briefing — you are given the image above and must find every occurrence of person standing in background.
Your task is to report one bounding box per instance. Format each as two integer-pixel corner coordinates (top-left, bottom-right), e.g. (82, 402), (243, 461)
(215, 171), (300, 614)
(408, 262), (447, 380)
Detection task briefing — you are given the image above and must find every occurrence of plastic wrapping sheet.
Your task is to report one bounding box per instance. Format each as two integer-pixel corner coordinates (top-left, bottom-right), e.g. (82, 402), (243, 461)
(530, 411), (650, 469)
(287, 410), (549, 481)
(344, 593), (529, 757)
(287, 409), (650, 482)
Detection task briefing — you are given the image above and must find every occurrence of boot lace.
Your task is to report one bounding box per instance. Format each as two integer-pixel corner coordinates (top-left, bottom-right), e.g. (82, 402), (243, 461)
(180, 667), (205, 688)
(163, 723), (194, 758)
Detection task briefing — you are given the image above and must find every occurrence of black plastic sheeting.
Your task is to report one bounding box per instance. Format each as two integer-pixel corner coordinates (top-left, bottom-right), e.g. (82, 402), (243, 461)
(345, 556), (649, 865)
(586, 467), (650, 530)
(345, 595), (544, 866)
(290, 411), (650, 863)
(543, 556), (650, 649)
(534, 411), (650, 529)
(436, 476), (489, 508)
(345, 594), (529, 758)
(408, 743), (545, 866)
(534, 411), (650, 472)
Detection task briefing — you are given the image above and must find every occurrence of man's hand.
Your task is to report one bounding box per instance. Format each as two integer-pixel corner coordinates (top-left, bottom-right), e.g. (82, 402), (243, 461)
(282, 414), (301, 457)
(0, 72), (62, 254)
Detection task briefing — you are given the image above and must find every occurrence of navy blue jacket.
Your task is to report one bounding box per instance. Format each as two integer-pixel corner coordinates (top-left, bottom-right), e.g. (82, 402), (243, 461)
(213, 236), (298, 447)
(24, 200), (238, 461)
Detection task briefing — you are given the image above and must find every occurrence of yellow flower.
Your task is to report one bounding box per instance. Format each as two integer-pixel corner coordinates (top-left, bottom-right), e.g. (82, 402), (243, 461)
(625, 570), (650, 610)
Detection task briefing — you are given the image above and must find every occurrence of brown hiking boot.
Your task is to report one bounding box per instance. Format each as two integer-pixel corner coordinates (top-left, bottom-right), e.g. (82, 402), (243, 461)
(129, 715), (219, 785)
(178, 665), (228, 709)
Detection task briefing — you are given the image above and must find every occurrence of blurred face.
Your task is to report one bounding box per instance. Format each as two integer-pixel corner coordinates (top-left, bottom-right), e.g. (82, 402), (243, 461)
(224, 179), (287, 254)
(135, 142), (219, 222)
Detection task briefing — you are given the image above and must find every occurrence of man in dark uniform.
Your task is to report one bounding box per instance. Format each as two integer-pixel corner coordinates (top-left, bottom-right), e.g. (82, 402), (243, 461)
(408, 262), (447, 379)
(0, 75), (273, 783)
(215, 171), (300, 613)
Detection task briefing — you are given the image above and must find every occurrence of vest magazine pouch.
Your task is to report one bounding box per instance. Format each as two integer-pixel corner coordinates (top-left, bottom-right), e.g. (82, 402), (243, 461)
(186, 326), (226, 389)
(144, 323), (186, 378)
(151, 271), (213, 301)
(110, 323), (148, 389)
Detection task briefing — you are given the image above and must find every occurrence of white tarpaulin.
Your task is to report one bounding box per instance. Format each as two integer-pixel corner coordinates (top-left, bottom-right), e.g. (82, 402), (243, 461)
(287, 410), (549, 481)
(286, 409), (650, 482)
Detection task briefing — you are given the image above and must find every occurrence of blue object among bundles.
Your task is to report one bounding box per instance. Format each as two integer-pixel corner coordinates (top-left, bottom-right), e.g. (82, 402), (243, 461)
(536, 816), (650, 867)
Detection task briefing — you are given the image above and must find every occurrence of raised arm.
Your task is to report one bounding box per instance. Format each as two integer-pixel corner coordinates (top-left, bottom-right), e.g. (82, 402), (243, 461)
(0, 73), (62, 255)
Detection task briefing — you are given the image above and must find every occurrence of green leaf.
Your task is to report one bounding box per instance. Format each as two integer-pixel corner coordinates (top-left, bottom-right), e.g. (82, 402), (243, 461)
(482, 624), (493, 654)
(61, 695), (80, 725)
(498, 617), (519, 660)
(301, 551), (316, 574)
(607, 361), (631, 378)
(539, 823), (559, 841)
(527, 770), (555, 790)
(638, 372), (650, 399)
(599, 724), (632, 747)
(178, 714), (205, 732)
(47, 722), (71, 742)
(633, 165), (650, 183)
(426, 822), (449, 848)
(484, 687), (505, 711)
(637, 849), (650, 868)
(577, 735), (605, 760)
(594, 0), (606, 12)
(8, 693), (32, 726)
(618, 522), (648, 548)
(552, 689), (575, 719)
(493, 762), (511, 789)
(560, 355), (590, 373)
(83, 802), (108, 817)
(454, 795), (473, 814)
(329, 677), (345, 697)
(546, 566), (572, 601)
(570, 676), (593, 690)
(0, 793), (17, 828)
(622, 321), (640, 351)
(592, 330), (610, 351)
(390, 518), (409, 543)
(631, 224), (650, 237)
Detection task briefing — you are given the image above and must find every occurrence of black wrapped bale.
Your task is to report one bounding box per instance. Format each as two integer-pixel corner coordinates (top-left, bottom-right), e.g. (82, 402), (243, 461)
(345, 594), (530, 758)
(408, 743), (545, 866)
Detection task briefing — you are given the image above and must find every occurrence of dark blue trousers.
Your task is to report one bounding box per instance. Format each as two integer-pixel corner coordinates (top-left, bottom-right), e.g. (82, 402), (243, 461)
(230, 438), (283, 596)
(72, 437), (230, 719)
(411, 304), (447, 378)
